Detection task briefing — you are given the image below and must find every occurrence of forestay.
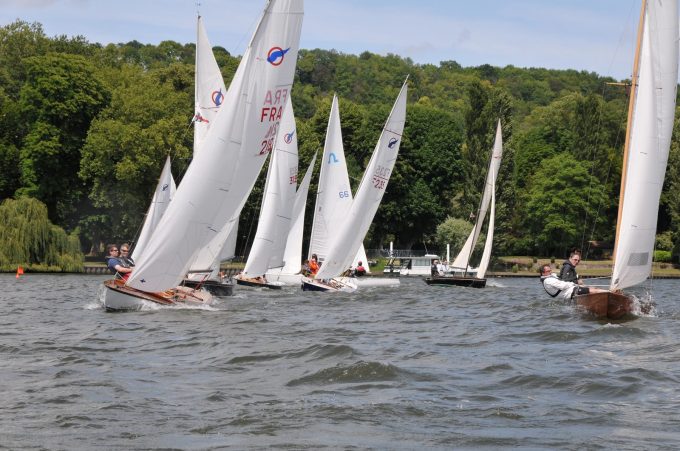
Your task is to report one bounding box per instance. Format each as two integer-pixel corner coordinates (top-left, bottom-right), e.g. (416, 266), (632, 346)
(611, 0), (678, 291)
(128, 0), (304, 292)
(316, 80), (408, 279)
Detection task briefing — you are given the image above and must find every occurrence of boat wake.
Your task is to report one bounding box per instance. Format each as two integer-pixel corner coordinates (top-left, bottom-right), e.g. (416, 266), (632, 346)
(630, 292), (657, 318)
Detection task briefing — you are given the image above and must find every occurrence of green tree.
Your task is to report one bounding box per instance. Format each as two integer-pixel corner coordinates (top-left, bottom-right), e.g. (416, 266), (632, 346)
(522, 153), (607, 255)
(0, 197), (83, 272)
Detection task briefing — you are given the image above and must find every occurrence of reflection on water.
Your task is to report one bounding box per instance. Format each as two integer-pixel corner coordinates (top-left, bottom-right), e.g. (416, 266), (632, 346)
(1, 274), (680, 449)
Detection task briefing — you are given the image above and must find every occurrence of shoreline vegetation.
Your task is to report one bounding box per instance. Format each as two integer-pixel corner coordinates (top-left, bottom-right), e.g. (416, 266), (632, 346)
(6, 256), (680, 279)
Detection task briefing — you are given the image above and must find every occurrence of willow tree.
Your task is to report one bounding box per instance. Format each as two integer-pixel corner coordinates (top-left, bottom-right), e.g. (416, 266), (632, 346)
(0, 197), (83, 272)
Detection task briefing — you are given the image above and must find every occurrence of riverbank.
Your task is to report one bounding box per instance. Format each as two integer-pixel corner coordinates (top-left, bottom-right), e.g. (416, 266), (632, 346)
(8, 256), (680, 279)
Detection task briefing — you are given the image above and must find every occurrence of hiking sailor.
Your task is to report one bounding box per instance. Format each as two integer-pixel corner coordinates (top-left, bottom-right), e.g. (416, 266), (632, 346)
(540, 264), (604, 300)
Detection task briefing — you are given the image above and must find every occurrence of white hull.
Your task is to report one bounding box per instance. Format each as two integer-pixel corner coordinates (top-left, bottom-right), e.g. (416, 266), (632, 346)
(301, 276), (358, 292)
(264, 267), (303, 285)
(103, 280), (213, 311)
(356, 277), (400, 287)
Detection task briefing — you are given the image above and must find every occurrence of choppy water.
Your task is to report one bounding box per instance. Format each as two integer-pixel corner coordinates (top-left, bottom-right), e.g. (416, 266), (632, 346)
(1, 274), (680, 450)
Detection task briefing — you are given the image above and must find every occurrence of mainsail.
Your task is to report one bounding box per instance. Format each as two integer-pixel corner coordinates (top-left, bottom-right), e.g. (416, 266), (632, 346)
(308, 95), (369, 266)
(128, 0), (304, 292)
(610, 0), (678, 291)
(316, 79), (408, 279)
(281, 153), (317, 275)
(243, 97), (299, 277)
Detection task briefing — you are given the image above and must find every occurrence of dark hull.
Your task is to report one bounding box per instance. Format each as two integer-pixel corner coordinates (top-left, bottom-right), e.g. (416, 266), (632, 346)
(183, 279), (234, 297)
(234, 277), (282, 290)
(574, 291), (633, 319)
(424, 276), (486, 288)
(301, 279), (333, 292)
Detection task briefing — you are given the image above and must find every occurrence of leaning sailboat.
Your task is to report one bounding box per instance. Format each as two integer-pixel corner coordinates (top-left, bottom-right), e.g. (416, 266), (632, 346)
(426, 120), (503, 288)
(104, 0), (304, 310)
(303, 79), (409, 292)
(575, 0), (678, 319)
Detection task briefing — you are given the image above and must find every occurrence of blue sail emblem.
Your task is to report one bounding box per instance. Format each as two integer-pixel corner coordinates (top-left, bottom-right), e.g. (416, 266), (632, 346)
(284, 130), (295, 144)
(267, 47), (291, 66)
(388, 138), (399, 149)
(161, 183), (169, 191)
(328, 153), (339, 164)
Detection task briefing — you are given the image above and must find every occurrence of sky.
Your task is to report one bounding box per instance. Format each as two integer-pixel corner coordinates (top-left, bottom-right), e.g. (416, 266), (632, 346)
(0, 0), (658, 80)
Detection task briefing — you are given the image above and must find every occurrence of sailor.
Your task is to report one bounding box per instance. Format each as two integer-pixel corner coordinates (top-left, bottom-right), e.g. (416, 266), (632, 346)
(354, 261), (366, 277)
(105, 243), (132, 281)
(539, 264), (604, 300)
(559, 250), (583, 285)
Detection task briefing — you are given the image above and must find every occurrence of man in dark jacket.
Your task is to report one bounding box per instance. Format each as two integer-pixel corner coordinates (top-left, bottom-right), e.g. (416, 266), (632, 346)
(559, 250), (583, 285)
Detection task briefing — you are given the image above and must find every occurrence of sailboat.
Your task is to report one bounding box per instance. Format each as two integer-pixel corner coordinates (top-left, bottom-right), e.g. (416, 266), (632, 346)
(235, 97), (298, 289)
(425, 120), (503, 288)
(574, 0), (678, 319)
(103, 0), (304, 310)
(183, 14), (235, 297)
(307, 95), (370, 274)
(302, 79), (409, 292)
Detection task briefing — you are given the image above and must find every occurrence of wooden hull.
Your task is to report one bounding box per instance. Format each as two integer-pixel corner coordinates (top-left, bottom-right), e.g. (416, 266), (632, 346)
(103, 279), (213, 311)
(424, 276), (486, 288)
(182, 279), (234, 297)
(234, 276), (283, 290)
(574, 291), (633, 319)
(301, 276), (357, 292)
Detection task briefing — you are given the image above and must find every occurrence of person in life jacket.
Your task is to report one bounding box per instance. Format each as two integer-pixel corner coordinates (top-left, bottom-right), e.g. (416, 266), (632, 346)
(540, 264), (605, 300)
(559, 250), (583, 285)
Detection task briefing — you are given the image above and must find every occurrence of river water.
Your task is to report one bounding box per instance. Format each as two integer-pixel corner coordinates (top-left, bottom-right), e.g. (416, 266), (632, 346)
(1, 274), (679, 450)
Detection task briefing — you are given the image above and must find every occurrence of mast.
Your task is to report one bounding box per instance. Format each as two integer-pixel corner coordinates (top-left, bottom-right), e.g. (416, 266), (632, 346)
(612, 0), (646, 267)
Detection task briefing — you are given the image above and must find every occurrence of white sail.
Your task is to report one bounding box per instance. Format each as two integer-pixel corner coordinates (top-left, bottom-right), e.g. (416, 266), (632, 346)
(193, 15), (228, 154)
(451, 119), (504, 271)
(243, 97), (299, 276)
(611, 0), (678, 291)
(128, 0), (304, 292)
(308, 95), (354, 262)
(316, 80), (408, 279)
(131, 156), (176, 262)
(476, 175), (495, 279)
(281, 153), (317, 274)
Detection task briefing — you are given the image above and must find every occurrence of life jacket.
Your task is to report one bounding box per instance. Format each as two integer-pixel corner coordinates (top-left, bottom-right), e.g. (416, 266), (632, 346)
(540, 275), (563, 298)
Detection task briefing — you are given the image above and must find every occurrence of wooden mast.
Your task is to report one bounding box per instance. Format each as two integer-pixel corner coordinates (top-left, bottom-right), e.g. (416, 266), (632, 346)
(612, 0), (646, 276)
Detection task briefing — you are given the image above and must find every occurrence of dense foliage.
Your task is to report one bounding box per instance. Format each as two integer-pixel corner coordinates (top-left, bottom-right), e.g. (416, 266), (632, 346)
(2, 19), (680, 263)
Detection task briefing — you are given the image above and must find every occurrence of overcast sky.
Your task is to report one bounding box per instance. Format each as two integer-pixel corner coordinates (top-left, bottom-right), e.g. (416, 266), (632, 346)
(0, 0), (662, 80)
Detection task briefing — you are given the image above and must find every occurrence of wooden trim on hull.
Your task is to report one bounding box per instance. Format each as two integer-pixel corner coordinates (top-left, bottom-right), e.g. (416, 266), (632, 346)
(574, 291), (633, 319)
(103, 279), (212, 311)
(183, 279), (234, 297)
(424, 277), (486, 288)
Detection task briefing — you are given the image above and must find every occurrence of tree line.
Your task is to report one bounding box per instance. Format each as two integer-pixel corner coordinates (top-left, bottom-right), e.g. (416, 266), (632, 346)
(1, 19), (679, 271)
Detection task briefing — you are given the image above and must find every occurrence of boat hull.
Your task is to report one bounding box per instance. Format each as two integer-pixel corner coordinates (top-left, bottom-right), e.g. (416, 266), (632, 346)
(301, 276), (357, 292)
(234, 275), (283, 290)
(574, 291), (633, 319)
(182, 279), (234, 297)
(424, 276), (486, 288)
(103, 279), (213, 311)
